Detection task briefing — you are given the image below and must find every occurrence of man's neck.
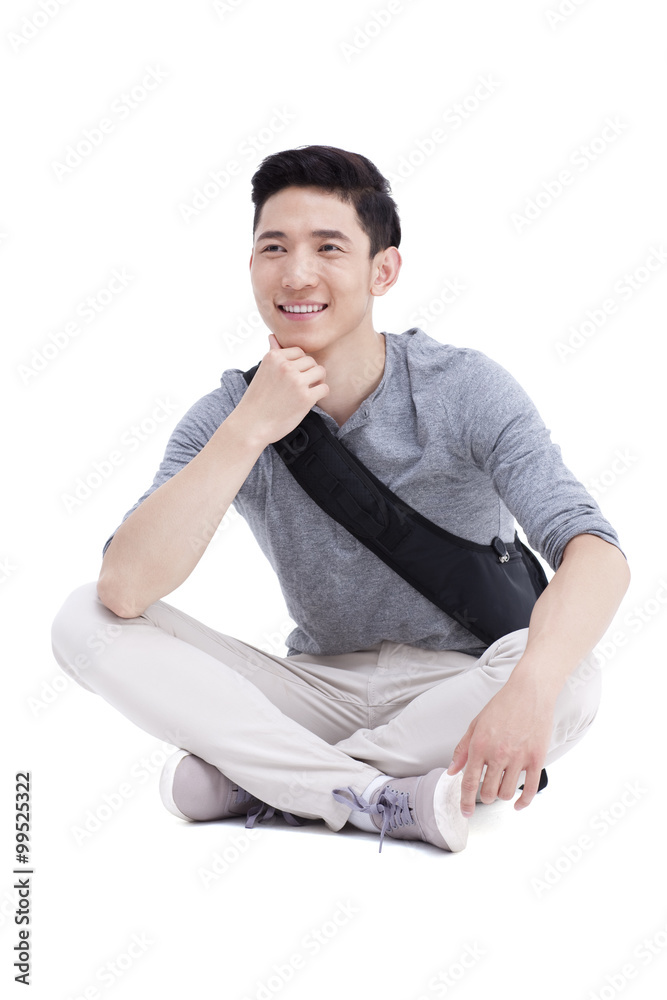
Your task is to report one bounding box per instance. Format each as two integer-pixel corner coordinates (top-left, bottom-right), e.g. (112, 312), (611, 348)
(313, 329), (386, 428)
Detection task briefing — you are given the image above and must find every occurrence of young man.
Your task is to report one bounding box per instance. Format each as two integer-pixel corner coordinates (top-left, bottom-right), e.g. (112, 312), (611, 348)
(51, 145), (630, 853)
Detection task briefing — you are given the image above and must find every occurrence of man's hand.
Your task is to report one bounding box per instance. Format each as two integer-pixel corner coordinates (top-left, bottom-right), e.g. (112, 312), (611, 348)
(234, 333), (330, 446)
(446, 676), (555, 817)
(445, 535), (630, 819)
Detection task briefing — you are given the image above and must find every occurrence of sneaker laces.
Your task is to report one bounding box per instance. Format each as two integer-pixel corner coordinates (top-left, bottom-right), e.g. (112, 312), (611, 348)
(332, 785), (414, 852)
(232, 786), (256, 809)
(231, 785), (305, 828)
(244, 799), (307, 829)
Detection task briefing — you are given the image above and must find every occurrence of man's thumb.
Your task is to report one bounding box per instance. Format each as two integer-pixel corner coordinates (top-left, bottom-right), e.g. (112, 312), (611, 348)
(268, 333), (281, 350)
(447, 737), (469, 775)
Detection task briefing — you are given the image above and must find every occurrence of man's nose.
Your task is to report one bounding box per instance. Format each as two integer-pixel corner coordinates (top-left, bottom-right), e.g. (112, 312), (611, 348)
(281, 253), (318, 288)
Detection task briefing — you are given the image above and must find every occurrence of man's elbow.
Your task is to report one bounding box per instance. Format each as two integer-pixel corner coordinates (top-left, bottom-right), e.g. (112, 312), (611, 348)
(96, 571), (145, 620)
(563, 534), (631, 589)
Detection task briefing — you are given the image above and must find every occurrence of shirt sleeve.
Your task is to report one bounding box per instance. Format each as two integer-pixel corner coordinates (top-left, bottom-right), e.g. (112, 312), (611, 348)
(101, 382), (238, 557)
(446, 349), (624, 571)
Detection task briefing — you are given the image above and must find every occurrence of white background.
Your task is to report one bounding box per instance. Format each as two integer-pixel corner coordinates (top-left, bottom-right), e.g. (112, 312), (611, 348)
(2, 0), (666, 997)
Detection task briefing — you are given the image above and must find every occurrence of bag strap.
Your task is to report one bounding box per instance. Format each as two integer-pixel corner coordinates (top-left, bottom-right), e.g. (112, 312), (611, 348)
(241, 364), (548, 643)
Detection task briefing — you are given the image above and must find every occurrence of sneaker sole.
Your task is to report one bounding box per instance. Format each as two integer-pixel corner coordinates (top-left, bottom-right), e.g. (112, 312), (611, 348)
(159, 748), (194, 821)
(432, 770), (469, 852)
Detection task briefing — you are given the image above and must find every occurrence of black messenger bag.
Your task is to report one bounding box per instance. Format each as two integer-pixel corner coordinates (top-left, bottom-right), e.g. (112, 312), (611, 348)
(242, 363), (550, 649)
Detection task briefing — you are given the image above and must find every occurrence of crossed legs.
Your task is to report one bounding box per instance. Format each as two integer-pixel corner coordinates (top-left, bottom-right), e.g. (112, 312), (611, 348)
(51, 583), (602, 831)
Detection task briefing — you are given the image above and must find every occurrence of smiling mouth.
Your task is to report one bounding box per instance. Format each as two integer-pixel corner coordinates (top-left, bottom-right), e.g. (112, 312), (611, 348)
(278, 304), (328, 314)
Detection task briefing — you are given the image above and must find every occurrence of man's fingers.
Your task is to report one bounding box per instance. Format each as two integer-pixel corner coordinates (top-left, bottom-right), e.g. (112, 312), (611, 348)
(478, 763), (505, 804)
(447, 726), (473, 776)
(446, 753), (465, 776)
(459, 757), (485, 817)
(267, 333), (306, 359)
(514, 766), (541, 810)
(497, 766), (523, 802)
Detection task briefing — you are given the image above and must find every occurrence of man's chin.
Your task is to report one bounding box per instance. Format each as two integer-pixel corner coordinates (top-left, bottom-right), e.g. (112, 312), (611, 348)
(270, 327), (331, 350)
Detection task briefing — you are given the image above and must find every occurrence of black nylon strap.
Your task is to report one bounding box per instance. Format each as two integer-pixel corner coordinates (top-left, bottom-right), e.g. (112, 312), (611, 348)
(242, 364), (548, 646)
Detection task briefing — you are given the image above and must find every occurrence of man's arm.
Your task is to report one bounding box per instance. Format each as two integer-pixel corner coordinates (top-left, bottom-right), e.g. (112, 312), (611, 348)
(98, 334), (329, 619)
(447, 533), (631, 815)
(97, 410), (268, 619)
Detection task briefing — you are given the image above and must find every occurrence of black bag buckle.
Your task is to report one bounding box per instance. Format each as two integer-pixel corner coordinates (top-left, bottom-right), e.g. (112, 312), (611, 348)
(492, 536), (510, 563)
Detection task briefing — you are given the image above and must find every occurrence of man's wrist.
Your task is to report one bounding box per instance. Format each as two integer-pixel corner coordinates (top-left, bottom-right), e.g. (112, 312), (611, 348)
(505, 653), (567, 705)
(223, 405), (271, 455)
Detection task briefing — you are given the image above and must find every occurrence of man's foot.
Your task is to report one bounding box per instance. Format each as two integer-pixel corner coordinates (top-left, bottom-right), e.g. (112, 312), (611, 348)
(159, 749), (307, 828)
(159, 749), (257, 822)
(332, 769), (468, 853)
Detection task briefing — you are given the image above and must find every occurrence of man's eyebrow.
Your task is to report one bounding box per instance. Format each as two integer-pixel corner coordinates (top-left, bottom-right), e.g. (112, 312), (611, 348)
(311, 229), (353, 243)
(255, 229), (353, 244)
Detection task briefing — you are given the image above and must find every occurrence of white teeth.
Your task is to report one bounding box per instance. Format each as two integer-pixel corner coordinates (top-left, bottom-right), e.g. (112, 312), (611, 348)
(282, 304), (326, 313)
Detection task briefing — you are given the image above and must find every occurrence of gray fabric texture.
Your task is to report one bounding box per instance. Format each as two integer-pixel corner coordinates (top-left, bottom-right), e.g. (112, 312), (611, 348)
(102, 328), (622, 658)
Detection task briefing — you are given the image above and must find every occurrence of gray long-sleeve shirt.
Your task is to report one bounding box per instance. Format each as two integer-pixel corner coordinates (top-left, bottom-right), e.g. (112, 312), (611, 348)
(103, 328), (622, 658)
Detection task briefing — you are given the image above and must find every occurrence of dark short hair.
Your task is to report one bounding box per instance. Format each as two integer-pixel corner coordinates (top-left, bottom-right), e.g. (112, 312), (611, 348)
(250, 144), (401, 258)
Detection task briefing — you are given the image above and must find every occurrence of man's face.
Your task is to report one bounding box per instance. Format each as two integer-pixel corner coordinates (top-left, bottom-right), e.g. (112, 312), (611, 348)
(249, 185), (392, 352)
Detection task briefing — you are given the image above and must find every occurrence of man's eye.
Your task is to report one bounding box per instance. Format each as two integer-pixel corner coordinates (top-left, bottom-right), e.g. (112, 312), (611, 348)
(259, 243), (341, 253)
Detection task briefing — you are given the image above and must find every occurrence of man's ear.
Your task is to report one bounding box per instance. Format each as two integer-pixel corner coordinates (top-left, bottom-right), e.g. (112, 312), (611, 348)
(370, 246), (402, 298)
(249, 250), (254, 270)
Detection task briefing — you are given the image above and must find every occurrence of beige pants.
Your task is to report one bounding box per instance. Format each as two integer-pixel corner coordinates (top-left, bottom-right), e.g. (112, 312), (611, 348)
(51, 582), (602, 831)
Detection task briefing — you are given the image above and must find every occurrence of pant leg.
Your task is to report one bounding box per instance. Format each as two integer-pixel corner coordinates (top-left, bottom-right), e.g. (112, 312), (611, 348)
(50, 582), (383, 830)
(333, 629), (602, 782)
